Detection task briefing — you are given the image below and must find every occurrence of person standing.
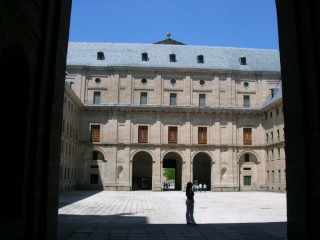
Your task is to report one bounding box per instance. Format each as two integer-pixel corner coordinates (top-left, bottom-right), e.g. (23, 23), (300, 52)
(185, 182), (197, 225)
(203, 183), (207, 192)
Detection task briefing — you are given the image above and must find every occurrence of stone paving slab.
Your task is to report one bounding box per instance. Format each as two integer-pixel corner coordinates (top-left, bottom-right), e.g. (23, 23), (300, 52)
(57, 191), (287, 239)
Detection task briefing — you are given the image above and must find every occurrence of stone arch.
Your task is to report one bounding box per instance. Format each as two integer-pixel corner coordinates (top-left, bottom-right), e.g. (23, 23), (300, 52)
(79, 147), (106, 190)
(131, 150), (153, 190)
(237, 150), (260, 191)
(162, 151), (184, 191)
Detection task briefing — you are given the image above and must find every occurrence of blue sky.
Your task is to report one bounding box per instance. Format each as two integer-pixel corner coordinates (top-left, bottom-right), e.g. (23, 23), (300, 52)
(69, 0), (279, 50)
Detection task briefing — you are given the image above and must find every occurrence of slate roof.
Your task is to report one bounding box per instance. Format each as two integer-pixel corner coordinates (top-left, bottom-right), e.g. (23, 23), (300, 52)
(67, 42), (280, 72)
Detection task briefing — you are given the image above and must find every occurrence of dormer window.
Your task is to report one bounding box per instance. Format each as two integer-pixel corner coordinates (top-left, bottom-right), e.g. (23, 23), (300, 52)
(197, 55), (204, 63)
(169, 54), (176, 62)
(239, 56), (246, 65)
(142, 52), (149, 61)
(97, 51), (105, 60)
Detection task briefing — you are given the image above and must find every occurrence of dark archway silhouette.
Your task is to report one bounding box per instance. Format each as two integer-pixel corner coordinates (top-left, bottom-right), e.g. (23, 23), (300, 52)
(192, 152), (211, 190)
(132, 151), (153, 190)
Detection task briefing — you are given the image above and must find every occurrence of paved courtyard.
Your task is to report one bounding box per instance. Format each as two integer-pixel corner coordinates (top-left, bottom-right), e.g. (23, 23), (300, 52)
(57, 191), (287, 239)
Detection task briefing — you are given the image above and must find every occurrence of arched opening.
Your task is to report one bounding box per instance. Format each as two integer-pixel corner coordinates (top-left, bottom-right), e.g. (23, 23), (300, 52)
(192, 152), (211, 191)
(132, 151), (153, 190)
(238, 152), (259, 191)
(80, 148), (105, 190)
(162, 152), (183, 190)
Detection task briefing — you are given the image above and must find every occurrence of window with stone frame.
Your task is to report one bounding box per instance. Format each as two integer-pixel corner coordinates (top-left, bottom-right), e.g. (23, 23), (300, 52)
(168, 126), (178, 144)
(90, 124), (100, 142)
(199, 94), (206, 106)
(170, 93), (177, 106)
(138, 126), (148, 143)
(198, 127), (207, 144)
(140, 92), (147, 104)
(243, 128), (252, 145)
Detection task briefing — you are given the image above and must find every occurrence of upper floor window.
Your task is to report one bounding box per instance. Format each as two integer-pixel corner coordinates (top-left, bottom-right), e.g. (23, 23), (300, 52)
(197, 55), (204, 63)
(142, 52), (149, 61)
(170, 93), (177, 106)
(169, 54), (176, 62)
(199, 94), (206, 106)
(138, 126), (148, 143)
(90, 125), (100, 142)
(199, 79), (205, 85)
(168, 126), (178, 144)
(97, 51), (105, 60)
(198, 127), (207, 144)
(140, 92), (147, 105)
(243, 95), (250, 107)
(277, 129), (280, 141)
(243, 128), (252, 145)
(93, 91), (101, 104)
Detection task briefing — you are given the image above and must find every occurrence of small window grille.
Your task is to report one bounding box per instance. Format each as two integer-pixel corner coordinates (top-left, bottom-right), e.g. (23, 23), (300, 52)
(239, 56), (246, 65)
(97, 51), (105, 60)
(197, 55), (204, 63)
(169, 54), (176, 62)
(142, 52), (149, 61)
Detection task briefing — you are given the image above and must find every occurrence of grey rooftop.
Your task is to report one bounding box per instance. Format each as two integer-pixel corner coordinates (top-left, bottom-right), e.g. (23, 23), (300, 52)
(67, 42), (280, 72)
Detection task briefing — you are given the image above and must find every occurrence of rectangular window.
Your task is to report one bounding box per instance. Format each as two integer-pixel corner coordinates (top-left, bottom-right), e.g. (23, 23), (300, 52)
(245, 153), (250, 162)
(243, 128), (252, 145)
(271, 132), (274, 143)
(199, 94), (206, 106)
(266, 150), (269, 160)
(244, 176), (251, 185)
(243, 95), (250, 107)
(140, 92), (147, 105)
(278, 170), (281, 181)
(277, 129), (280, 141)
(90, 125), (100, 142)
(168, 126), (178, 144)
(90, 174), (99, 184)
(93, 91), (101, 104)
(142, 52), (149, 61)
(138, 126), (148, 143)
(198, 127), (207, 144)
(272, 149), (274, 160)
(266, 133), (268, 144)
(170, 93), (177, 106)
(267, 170), (269, 180)
(169, 54), (176, 62)
(272, 170), (275, 181)
(278, 148), (281, 159)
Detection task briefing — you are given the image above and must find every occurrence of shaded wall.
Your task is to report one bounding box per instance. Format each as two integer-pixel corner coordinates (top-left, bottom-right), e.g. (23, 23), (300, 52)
(0, 0), (72, 239)
(276, 0), (320, 239)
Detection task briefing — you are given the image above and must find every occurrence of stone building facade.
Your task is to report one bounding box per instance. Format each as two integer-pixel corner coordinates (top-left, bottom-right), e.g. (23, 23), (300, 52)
(61, 37), (285, 192)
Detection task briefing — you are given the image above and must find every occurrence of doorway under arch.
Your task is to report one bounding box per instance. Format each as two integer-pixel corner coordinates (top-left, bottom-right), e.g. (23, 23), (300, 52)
(132, 151), (153, 190)
(193, 152), (212, 190)
(238, 152), (259, 191)
(162, 152), (183, 190)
